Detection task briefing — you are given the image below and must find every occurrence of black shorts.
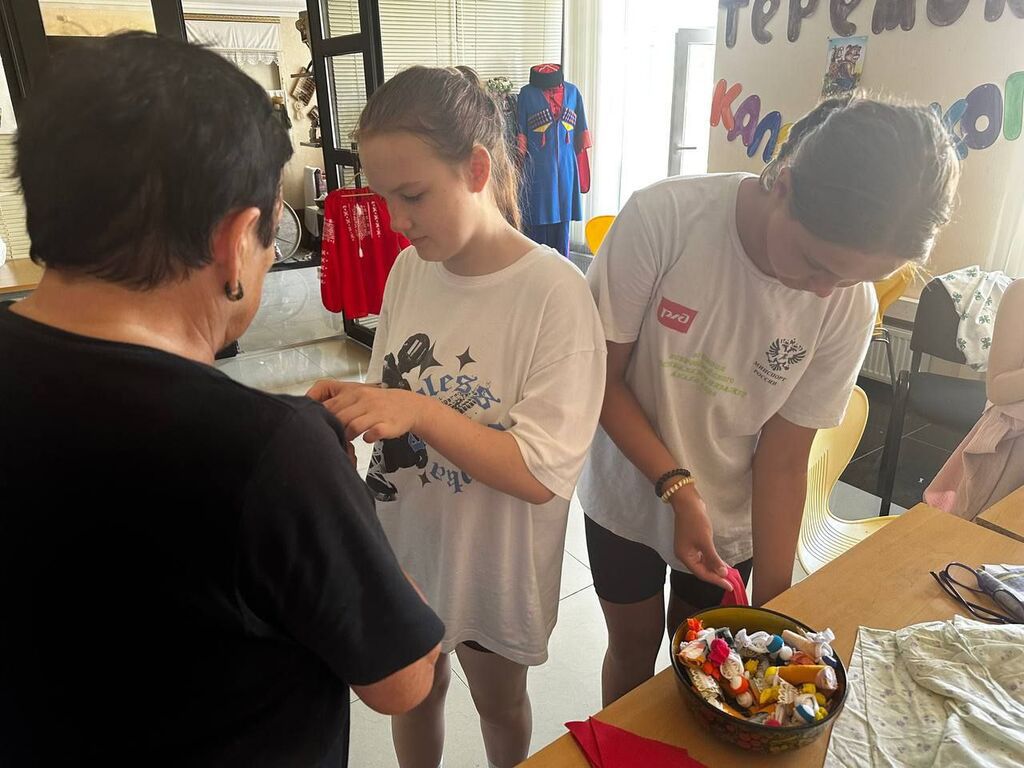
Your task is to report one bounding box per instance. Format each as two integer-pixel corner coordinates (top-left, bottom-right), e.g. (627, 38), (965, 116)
(584, 514), (752, 608)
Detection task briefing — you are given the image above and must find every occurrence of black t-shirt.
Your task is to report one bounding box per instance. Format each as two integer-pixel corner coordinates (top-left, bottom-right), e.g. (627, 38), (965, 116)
(0, 302), (444, 767)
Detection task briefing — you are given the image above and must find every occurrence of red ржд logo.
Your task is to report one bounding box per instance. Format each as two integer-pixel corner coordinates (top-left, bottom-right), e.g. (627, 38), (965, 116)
(657, 297), (698, 333)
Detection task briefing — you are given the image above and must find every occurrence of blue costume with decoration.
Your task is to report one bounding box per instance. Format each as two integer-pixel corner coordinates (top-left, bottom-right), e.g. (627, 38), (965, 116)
(517, 66), (591, 258)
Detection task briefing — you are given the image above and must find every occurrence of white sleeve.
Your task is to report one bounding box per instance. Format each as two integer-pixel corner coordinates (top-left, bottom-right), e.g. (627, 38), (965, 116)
(506, 275), (607, 500)
(587, 192), (663, 344)
(778, 288), (877, 429)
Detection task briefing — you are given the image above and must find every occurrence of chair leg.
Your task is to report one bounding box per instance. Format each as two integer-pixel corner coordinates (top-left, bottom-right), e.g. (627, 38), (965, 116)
(881, 333), (897, 396)
(877, 371), (910, 516)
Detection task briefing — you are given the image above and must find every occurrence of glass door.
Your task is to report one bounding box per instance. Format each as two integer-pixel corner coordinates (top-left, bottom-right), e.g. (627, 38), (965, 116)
(667, 27), (715, 178)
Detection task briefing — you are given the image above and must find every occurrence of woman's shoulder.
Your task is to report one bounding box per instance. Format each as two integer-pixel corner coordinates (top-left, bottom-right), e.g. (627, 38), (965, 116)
(623, 173), (751, 236)
(520, 246), (591, 293)
(202, 368), (345, 443)
(634, 172), (750, 206)
(519, 248), (605, 341)
(822, 280), (877, 330)
(388, 245), (419, 276)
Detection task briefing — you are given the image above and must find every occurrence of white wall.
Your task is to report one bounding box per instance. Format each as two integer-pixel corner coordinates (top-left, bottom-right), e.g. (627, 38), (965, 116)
(708, 2), (1024, 284)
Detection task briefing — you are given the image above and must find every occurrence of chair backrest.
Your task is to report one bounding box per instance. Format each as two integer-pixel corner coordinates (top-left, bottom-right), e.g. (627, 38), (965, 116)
(585, 215), (615, 255)
(872, 264), (915, 328)
(805, 386), (869, 517)
(909, 278), (966, 368)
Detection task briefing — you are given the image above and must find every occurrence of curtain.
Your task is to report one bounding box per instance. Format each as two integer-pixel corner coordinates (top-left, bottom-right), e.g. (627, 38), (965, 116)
(985, 137), (1024, 278)
(563, 0), (601, 252)
(185, 20), (281, 66)
(564, 0), (719, 254)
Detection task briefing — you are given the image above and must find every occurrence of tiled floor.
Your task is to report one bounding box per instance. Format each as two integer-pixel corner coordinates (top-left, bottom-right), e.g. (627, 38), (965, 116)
(215, 269), (908, 766)
(842, 378), (963, 512)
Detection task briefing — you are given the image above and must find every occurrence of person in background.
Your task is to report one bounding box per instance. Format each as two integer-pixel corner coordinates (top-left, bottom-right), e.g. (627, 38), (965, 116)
(580, 95), (961, 706)
(926, 278), (1024, 519)
(0, 33), (442, 768)
(309, 66), (606, 768)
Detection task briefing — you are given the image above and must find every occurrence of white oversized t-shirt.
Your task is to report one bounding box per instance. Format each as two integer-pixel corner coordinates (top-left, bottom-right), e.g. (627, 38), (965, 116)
(578, 173), (876, 569)
(366, 245), (606, 665)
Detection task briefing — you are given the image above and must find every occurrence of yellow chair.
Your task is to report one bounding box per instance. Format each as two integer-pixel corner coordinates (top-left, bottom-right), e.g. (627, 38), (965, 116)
(873, 265), (915, 327)
(797, 386), (895, 575)
(585, 215), (616, 255)
(871, 264), (915, 392)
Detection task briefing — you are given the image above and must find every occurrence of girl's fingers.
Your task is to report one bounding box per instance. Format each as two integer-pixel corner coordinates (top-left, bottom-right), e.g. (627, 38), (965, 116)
(326, 384), (373, 412)
(344, 414), (378, 442)
(700, 544), (732, 586)
(363, 423), (398, 442)
(305, 379), (342, 402)
(682, 548), (733, 592)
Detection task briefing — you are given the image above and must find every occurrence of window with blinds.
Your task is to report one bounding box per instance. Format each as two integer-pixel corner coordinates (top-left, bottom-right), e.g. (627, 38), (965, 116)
(444, 0), (562, 83)
(0, 136), (30, 261)
(321, 0), (562, 149)
(329, 53), (366, 146)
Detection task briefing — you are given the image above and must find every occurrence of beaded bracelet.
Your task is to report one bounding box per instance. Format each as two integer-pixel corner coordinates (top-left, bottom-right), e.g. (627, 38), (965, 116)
(660, 476), (695, 503)
(654, 468), (691, 498)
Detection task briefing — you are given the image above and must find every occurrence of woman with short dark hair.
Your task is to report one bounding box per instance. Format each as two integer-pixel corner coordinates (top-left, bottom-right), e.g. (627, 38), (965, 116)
(0, 33), (442, 768)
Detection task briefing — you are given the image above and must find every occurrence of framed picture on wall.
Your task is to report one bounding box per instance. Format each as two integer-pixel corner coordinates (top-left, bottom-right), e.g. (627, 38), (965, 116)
(822, 35), (867, 100)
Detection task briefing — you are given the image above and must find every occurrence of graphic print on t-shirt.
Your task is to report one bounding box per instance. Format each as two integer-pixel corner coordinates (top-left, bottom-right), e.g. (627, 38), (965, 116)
(661, 352), (749, 399)
(367, 333), (504, 502)
(753, 337), (808, 386)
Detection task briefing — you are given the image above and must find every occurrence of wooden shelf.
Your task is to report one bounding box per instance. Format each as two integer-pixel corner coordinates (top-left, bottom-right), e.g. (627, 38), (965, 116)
(0, 259), (44, 296)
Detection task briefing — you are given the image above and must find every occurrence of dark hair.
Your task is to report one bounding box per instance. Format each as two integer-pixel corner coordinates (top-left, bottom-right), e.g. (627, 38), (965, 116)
(762, 94), (960, 262)
(16, 32), (293, 290)
(355, 65), (521, 230)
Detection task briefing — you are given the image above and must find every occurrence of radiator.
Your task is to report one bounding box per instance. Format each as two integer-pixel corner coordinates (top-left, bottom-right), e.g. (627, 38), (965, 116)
(860, 325), (913, 383)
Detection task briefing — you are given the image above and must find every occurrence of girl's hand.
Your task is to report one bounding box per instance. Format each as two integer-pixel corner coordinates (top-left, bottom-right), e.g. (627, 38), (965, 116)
(309, 380), (431, 442)
(305, 379), (360, 465)
(670, 486), (732, 591)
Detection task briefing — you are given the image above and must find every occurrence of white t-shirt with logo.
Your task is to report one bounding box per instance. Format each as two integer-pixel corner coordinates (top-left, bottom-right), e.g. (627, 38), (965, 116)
(578, 173), (876, 569)
(366, 245), (606, 665)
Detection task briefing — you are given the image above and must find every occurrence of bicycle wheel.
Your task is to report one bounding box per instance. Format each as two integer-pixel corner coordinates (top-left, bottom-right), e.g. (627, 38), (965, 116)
(274, 201), (302, 262)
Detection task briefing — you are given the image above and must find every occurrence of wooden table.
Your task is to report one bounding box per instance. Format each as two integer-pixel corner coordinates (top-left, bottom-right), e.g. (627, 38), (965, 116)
(976, 485), (1024, 543)
(0, 258), (43, 296)
(520, 504), (1024, 767)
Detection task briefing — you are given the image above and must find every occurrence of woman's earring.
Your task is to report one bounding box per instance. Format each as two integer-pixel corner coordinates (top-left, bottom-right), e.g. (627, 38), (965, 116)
(225, 281), (245, 302)
(759, 160), (777, 192)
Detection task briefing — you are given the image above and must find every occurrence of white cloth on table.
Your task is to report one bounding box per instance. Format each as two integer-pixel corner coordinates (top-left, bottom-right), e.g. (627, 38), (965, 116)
(938, 266), (1012, 370)
(825, 616), (1024, 767)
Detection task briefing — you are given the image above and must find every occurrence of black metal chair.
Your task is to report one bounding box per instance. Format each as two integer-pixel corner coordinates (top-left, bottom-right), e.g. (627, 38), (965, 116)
(876, 278), (988, 515)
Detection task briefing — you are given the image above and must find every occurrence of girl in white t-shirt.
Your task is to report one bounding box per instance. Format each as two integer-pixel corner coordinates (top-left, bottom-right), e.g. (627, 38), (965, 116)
(579, 96), (962, 706)
(309, 66), (606, 768)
